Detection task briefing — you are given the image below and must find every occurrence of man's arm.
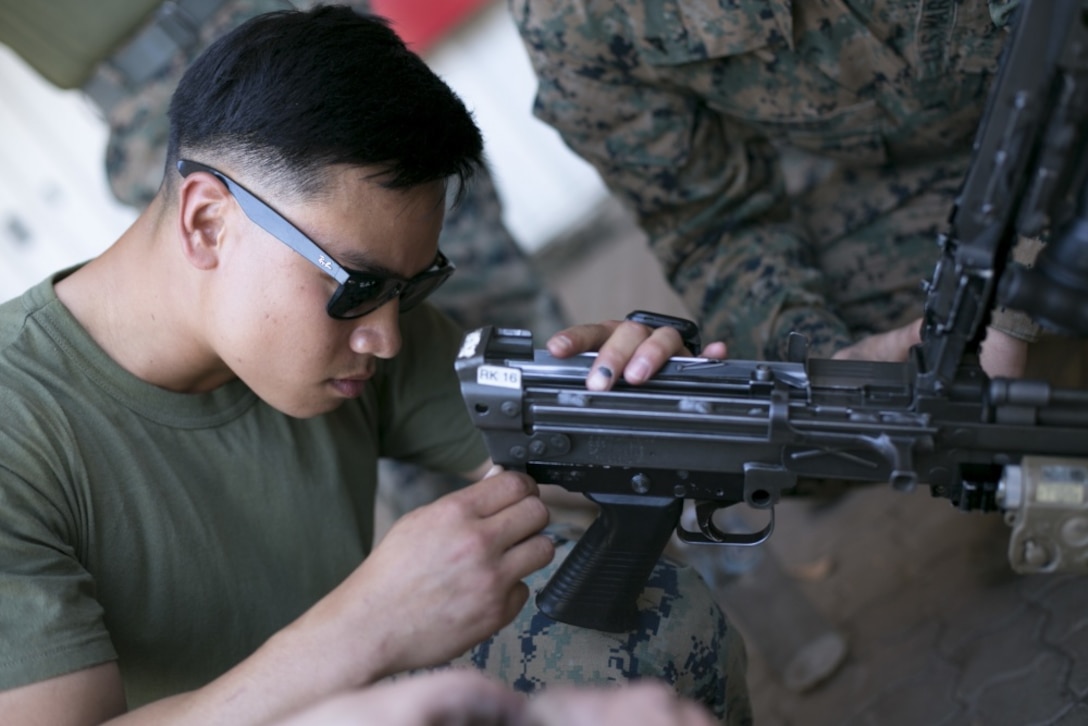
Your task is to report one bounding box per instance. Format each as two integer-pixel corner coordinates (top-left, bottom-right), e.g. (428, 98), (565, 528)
(270, 671), (716, 726)
(511, 0), (853, 360)
(2, 664), (126, 726)
(833, 317), (1029, 379)
(0, 466), (553, 725)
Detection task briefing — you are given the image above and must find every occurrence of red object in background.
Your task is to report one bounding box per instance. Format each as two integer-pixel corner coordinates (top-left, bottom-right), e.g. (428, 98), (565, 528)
(370, 0), (492, 53)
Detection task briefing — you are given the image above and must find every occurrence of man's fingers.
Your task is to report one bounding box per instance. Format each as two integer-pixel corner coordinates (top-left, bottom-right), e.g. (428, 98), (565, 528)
(526, 681), (717, 726)
(619, 325), (684, 385)
(546, 317), (723, 391)
(501, 533), (556, 582)
(462, 469), (540, 518)
(589, 320), (683, 390)
(546, 321), (621, 358)
(701, 340), (728, 360)
(833, 317), (924, 363)
(274, 670), (526, 726)
(587, 319), (655, 390)
(901, 318), (923, 349)
(483, 493), (551, 551)
(503, 581), (532, 622)
(979, 326), (1029, 378)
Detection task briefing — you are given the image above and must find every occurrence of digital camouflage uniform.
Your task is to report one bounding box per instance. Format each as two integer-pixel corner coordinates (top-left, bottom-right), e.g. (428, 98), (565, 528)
(511, 0), (1028, 360)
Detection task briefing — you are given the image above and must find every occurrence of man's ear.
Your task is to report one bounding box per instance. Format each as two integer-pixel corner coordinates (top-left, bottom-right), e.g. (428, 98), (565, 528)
(175, 172), (232, 271)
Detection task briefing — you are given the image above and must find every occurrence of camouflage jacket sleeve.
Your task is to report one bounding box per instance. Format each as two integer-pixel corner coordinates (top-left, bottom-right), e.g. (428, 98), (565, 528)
(511, 0), (852, 359)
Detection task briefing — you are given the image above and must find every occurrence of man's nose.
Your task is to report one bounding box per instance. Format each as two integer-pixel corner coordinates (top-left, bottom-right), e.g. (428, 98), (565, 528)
(349, 300), (402, 359)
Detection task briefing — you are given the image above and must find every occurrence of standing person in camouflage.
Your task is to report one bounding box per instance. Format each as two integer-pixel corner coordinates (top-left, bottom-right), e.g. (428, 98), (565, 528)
(509, 0), (1037, 369)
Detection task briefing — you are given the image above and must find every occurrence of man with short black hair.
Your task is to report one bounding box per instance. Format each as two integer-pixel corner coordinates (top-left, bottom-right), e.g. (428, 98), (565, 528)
(0, 7), (748, 725)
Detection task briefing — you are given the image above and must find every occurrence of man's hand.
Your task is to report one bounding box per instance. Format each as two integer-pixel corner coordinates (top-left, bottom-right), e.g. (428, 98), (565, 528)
(832, 316), (1028, 379)
(978, 325), (1028, 378)
(271, 672), (718, 726)
(271, 669), (525, 726)
(290, 467), (553, 684)
(546, 319), (727, 391)
(525, 680), (718, 726)
(832, 318), (922, 363)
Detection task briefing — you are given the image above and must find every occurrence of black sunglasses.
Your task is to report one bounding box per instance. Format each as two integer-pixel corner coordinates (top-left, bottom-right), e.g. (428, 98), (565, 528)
(177, 159), (454, 319)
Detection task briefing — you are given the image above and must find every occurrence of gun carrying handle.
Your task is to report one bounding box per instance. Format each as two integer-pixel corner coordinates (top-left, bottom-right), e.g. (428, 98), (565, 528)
(536, 493), (683, 632)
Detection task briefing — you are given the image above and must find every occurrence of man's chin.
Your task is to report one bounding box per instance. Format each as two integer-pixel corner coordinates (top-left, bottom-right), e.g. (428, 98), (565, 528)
(269, 395), (345, 420)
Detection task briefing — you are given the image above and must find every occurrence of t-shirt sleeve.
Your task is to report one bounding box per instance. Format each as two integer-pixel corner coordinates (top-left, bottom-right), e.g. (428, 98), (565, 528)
(373, 303), (490, 475)
(0, 413), (117, 690)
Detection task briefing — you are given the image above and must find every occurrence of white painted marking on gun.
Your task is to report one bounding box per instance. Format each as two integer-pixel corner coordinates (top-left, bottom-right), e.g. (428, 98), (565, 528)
(477, 365), (522, 389)
(458, 329), (482, 359)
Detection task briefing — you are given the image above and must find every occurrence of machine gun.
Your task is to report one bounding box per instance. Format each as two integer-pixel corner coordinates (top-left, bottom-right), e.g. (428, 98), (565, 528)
(456, 0), (1088, 632)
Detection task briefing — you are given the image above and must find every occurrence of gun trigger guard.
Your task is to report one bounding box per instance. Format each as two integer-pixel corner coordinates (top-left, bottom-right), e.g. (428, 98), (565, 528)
(676, 502), (775, 546)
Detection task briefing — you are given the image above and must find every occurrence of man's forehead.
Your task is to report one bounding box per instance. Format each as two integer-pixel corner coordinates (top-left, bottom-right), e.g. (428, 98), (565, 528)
(314, 167), (446, 210)
(305, 175), (446, 272)
(328, 247), (398, 275)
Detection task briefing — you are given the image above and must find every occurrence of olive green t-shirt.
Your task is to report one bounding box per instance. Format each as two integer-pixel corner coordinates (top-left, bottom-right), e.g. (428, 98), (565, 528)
(0, 272), (487, 706)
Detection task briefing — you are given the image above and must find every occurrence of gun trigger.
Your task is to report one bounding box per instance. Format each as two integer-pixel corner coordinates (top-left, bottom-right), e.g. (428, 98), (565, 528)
(676, 502), (775, 546)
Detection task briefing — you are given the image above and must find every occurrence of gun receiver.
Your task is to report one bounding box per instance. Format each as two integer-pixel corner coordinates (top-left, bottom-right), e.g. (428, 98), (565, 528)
(456, 0), (1088, 632)
(456, 327), (1088, 631)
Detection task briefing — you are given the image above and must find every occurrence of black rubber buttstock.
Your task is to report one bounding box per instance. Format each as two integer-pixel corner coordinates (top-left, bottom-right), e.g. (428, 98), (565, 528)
(536, 494), (683, 632)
